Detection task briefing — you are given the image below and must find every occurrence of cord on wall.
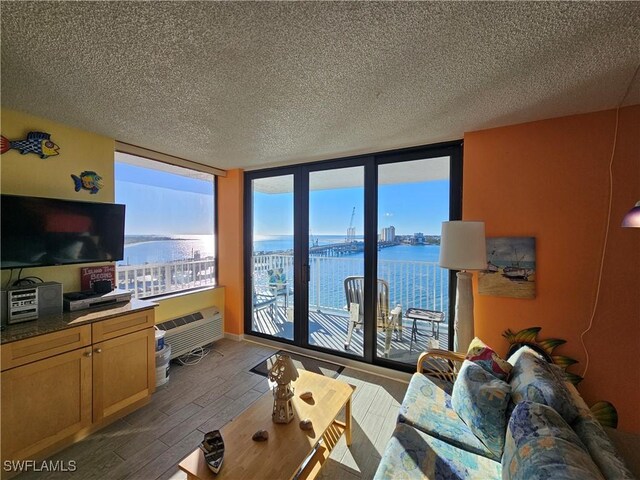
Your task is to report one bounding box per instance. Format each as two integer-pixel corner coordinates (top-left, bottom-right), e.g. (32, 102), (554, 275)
(579, 63), (639, 379)
(579, 107), (617, 379)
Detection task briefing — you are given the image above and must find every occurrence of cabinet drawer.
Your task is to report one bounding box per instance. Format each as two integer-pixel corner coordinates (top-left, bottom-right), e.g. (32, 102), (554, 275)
(1, 326), (91, 371)
(92, 309), (155, 342)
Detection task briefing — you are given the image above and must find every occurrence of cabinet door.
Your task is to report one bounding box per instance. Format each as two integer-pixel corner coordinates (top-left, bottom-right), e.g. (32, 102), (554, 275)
(93, 328), (155, 423)
(1, 347), (92, 461)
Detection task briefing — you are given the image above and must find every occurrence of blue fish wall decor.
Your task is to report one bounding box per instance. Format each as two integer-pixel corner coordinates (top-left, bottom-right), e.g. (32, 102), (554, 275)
(1, 131), (60, 159)
(71, 171), (103, 194)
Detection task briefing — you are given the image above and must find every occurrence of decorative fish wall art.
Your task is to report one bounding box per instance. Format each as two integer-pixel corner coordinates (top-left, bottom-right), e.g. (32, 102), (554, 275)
(0, 131), (60, 159)
(71, 171), (103, 194)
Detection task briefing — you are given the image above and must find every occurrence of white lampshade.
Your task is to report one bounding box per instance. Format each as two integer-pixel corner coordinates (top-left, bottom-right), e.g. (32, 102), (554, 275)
(622, 201), (640, 228)
(439, 221), (487, 270)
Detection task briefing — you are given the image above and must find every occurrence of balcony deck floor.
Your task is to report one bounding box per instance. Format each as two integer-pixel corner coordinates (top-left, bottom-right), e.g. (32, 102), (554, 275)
(252, 305), (449, 366)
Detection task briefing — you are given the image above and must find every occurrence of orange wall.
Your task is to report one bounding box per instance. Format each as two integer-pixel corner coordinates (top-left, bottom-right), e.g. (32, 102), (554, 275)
(218, 169), (245, 335)
(464, 105), (640, 432)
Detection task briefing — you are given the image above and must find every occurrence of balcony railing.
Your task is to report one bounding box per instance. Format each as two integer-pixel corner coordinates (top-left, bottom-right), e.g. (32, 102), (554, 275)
(253, 254), (449, 316)
(116, 259), (216, 298)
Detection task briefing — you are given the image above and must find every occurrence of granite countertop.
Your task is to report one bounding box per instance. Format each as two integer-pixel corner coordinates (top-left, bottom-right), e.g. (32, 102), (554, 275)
(1, 298), (157, 345)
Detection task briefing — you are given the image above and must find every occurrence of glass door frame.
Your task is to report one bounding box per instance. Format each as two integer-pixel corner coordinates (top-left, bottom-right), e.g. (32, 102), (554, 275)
(243, 140), (463, 372)
(302, 156), (374, 362)
(374, 144), (463, 370)
(243, 165), (300, 347)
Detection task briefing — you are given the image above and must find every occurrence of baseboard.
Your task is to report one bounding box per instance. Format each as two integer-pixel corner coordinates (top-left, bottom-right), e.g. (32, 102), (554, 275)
(244, 335), (411, 384)
(224, 332), (244, 342)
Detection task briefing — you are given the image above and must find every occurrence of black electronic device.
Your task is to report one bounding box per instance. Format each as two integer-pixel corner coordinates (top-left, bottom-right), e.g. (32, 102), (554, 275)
(1, 194), (125, 269)
(200, 430), (224, 474)
(93, 280), (113, 294)
(63, 288), (131, 312)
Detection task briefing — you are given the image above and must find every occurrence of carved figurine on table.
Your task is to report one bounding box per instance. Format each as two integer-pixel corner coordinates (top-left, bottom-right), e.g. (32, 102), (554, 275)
(268, 354), (299, 424)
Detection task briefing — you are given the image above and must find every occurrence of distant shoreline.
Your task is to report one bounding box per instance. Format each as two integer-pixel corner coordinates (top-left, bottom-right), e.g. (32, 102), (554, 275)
(124, 235), (202, 246)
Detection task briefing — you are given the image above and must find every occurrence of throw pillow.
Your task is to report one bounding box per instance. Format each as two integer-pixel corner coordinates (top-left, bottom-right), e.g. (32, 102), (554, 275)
(507, 345), (545, 367)
(509, 348), (579, 424)
(503, 401), (605, 480)
(451, 359), (511, 459)
(466, 337), (513, 381)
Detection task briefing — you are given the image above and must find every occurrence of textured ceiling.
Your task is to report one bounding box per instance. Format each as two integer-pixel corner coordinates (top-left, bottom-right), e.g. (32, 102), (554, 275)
(2, 1), (639, 171)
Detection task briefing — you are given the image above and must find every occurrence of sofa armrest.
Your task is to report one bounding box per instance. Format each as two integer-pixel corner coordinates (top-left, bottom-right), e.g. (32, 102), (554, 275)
(417, 349), (466, 382)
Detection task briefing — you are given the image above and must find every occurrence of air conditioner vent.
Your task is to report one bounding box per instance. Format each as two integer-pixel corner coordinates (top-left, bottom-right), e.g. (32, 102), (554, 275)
(159, 307), (223, 359)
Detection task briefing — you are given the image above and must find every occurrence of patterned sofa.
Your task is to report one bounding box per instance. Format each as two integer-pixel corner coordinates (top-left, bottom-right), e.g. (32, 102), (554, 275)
(374, 345), (634, 480)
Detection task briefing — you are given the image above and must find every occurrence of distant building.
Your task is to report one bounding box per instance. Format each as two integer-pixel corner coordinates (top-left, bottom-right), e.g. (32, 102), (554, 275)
(413, 232), (424, 244)
(381, 226), (396, 242)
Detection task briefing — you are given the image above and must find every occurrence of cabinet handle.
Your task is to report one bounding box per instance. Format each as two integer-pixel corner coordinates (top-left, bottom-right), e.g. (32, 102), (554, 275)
(84, 352), (92, 357)
(95, 348), (103, 354)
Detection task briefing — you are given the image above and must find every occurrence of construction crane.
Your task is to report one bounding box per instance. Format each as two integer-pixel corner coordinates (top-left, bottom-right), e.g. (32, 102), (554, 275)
(346, 206), (356, 243)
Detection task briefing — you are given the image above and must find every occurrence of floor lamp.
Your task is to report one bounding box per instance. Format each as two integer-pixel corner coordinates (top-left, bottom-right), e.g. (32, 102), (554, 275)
(439, 221), (487, 353)
(622, 201), (640, 227)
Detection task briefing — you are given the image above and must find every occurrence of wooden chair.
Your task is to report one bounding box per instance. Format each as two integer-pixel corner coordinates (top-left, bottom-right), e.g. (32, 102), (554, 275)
(343, 276), (402, 357)
(416, 349), (466, 382)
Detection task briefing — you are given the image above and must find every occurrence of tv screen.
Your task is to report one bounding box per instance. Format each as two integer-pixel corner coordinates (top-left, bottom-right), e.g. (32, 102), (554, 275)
(1, 194), (125, 269)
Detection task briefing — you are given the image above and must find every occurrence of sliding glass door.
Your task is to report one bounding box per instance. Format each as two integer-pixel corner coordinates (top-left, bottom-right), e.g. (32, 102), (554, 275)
(307, 165), (365, 357)
(376, 156), (451, 366)
(248, 174), (295, 341)
(244, 142), (461, 371)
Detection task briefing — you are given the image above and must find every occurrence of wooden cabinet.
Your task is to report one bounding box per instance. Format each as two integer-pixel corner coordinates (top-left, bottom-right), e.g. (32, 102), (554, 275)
(0, 304), (156, 464)
(1, 347), (93, 461)
(93, 327), (155, 423)
(92, 309), (155, 343)
(1, 325), (91, 370)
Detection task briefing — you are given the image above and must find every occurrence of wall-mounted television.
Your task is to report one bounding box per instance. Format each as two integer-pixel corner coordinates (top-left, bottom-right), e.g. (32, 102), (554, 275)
(1, 194), (125, 270)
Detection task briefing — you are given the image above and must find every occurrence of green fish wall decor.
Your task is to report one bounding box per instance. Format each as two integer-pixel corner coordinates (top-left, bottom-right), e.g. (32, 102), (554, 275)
(71, 171), (103, 194)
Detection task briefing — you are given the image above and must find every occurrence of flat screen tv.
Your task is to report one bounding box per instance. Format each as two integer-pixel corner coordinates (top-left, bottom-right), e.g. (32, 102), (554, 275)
(1, 194), (125, 269)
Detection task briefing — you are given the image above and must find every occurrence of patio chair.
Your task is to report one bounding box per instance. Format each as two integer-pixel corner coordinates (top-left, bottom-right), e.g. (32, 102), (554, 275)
(253, 288), (277, 320)
(343, 276), (402, 356)
(267, 268), (292, 309)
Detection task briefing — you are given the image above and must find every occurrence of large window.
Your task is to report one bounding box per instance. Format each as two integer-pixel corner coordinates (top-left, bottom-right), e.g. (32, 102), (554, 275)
(244, 142), (461, 372)
(115, 152), (216, 298)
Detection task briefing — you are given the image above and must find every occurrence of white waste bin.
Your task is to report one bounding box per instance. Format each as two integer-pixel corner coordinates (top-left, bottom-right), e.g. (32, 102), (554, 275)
(155, 343), (171, 387)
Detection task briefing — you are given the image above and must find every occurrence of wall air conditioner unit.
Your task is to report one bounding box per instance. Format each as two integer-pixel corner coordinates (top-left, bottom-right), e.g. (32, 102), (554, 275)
(156, 307), (223, 359)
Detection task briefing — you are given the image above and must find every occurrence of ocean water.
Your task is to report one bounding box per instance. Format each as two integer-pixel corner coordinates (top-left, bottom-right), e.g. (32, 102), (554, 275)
(120, 234), (448, 313)
(120, 234), (440, 264)
(252, 235), (447, 313)
(119, 235), (215, 265)
(253, 235), (441, 262)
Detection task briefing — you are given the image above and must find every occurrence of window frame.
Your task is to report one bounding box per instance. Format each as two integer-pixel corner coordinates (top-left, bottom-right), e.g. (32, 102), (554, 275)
(114, 148), (219, 299)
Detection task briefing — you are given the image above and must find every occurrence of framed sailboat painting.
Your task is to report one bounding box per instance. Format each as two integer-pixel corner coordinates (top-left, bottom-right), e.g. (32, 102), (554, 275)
(478, 237), (536, 299)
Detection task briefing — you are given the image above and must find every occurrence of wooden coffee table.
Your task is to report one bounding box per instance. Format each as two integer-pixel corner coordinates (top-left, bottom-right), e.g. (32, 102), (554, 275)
(179, 370), (355, 480)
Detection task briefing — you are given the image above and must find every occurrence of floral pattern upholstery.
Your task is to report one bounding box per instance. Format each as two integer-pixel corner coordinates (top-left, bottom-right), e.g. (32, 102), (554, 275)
(466, 337), (512, 381)
(509, 349), (579, 424)
(548, 363), (634, 479)
(399, 373), (495, 460)
(376, 347), (632, 480)
(451, 360), (511, 459)
(374, 423), (501, 480)
(503, 401), (605, 480)
(572, 409), (634, 479)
